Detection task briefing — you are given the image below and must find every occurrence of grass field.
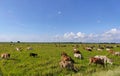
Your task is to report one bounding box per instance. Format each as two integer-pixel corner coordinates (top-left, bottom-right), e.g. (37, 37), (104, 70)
(0, 43), (120, 76)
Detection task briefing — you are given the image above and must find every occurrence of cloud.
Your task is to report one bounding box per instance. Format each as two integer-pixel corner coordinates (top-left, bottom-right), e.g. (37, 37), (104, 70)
(100, 28), (120, 42)
(76, 32), (85, 38)
(0, 28), (120, 43)
(64, 32), (75, 39)
(54, 28), (120, 43)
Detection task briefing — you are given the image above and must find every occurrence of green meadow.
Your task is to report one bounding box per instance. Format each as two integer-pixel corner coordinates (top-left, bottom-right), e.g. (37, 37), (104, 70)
(0, 43), (120, 76)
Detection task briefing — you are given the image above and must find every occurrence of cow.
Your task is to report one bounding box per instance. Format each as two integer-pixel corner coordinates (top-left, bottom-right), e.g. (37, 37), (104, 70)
(61, 52), (74, 63)
(94, 55), (113, 65)
(30, 53), (38, 57)
(85, 47), (92, 52)
(16, 47), (22, 51)
(73, 49), (83, 59)
(114, 52), (120, 56)
(105, 46), (113, 49)
(59, 60), (77, 72)
(1, 53), (10, 59)
(89, 57), (105, 67)
(106, 48), (111, 51)
(108, 50), (120, 56)
(99, 47), (104, 50)
(27, 47), (33, 50)
(60, 52), (77, 72)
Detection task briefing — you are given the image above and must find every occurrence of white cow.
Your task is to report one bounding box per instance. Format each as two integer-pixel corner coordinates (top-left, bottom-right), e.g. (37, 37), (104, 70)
(94, 55), (113, 65)
(97, 48), (102, 51)
(16, 47), (22, 51)
(1, 53), (10, 59)
(106, 48), (111, 51)
(114, 52), (120, 56)
(74, 53), (82, 59)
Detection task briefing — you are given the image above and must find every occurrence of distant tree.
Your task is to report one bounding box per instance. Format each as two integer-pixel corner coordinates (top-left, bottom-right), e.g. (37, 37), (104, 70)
(17, 41), (20, 43)
(10, 41), (13, 43)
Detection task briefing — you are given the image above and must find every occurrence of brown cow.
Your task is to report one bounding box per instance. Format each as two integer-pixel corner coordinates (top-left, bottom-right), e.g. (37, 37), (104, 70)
(89, 57), (105, 67)
(60, 52), (77, 72)
(108, 50), (120, 56)
(61, 52), (74, 63)
(1, 53), (10, 59)
(59, 60), (77, 72)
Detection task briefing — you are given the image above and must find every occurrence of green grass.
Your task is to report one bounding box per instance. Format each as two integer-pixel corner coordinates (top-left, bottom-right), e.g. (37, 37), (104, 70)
(0, 43), (120, 76)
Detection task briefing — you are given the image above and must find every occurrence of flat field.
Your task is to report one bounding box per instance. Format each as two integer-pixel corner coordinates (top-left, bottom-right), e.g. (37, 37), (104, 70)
(0, 43), (120, 76)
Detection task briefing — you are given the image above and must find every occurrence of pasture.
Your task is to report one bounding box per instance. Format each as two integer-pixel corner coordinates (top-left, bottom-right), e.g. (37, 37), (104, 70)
(0, 43), (120, 76)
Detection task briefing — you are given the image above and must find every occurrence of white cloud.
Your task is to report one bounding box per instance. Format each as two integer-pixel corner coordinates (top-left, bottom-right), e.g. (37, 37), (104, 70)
(55, 28), (120, 43)
(76, 32), (85, 38)
(100, 28), (120, 42)
(0, 28), (120, 43)
(64, 32), (75, 39)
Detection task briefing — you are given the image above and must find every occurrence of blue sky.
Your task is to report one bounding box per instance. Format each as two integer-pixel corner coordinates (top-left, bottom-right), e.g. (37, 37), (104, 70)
(0, 0), (120, 42)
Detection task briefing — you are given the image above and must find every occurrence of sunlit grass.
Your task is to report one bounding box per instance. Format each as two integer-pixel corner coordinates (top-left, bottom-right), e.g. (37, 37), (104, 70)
(0, 43), (119, 76)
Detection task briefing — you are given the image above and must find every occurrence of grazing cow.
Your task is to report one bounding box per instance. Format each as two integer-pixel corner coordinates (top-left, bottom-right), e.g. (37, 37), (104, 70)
(1, 53), (10, 59)
(108, 50), (115, 54)
(16, 47), (22, 51)
(94, 55), (113, 65)
(106, 48), (111, 51)
(85, 47), (92, 52)
(61, 52), (74, 63)
(60, 52), (77, 72)
(99, 47), (104, 49)
(97, 48), (102, 51)
(105, 46), (113, 49)
(89, 57), (105, 67)
(73, 49), (83, 59)
(108, 50), (120, 56)
(74, 53), (82, 59)
(30, 53), (38, 57)
(27, 47), (33, 50)
(59, 60), (77, 72)
(114, 52), (120, 56)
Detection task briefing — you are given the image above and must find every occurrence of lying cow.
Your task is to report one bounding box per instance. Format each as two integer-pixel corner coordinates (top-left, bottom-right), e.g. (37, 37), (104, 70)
(89, 57), (105, 67)
(94, 55), (113, 65)
(30, 53), (38, 57)
(1, 53), (10, 59)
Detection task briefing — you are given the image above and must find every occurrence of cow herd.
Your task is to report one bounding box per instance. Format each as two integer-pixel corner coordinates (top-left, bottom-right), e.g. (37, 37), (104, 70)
(0, 44), (120, 73)
(59, 44), (120, 72)
(0, 46), (37, 60)
(59, 50), (113, 72)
